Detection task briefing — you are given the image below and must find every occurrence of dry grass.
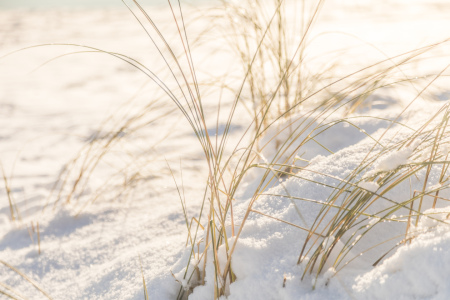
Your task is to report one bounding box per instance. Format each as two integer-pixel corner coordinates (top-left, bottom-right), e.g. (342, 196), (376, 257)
(160, 0), (450, 298)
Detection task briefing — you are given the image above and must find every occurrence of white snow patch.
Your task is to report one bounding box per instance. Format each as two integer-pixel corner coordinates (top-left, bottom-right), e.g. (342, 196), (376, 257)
(358, 181), (380, 193)
(353, 206), (450, 299)
(374, 144), (416, 172)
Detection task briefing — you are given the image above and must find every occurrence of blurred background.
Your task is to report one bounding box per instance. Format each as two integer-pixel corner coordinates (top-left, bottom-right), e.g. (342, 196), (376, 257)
(0, 0), (211, 9)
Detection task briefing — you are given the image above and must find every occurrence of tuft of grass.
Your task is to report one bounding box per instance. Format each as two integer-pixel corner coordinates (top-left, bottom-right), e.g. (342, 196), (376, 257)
(151, 0), (450, 298)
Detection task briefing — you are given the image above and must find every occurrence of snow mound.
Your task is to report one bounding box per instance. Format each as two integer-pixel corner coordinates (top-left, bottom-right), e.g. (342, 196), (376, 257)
(354, 207), (450, 300)
(175, 100), (450, 299)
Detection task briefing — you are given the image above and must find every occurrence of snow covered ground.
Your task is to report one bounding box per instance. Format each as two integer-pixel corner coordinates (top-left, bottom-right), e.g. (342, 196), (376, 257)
(1, 0), (450, 299)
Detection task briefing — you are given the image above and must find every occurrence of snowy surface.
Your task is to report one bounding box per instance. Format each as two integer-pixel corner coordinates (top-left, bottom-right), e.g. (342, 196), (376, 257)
(1, 0), (450, 299)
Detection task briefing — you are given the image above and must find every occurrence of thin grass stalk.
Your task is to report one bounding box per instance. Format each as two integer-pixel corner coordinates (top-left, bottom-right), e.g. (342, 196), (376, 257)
(0, 261), (53, 300)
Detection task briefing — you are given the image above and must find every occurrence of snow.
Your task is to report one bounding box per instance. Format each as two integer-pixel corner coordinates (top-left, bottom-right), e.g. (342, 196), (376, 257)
(182, 113), (450, 299)
(354, 207), (450, 300)
(373, 138), (422, 173)
(1, 0), (450, 299)
(374, 146), (415, 172)
(357, 181), (380, 193)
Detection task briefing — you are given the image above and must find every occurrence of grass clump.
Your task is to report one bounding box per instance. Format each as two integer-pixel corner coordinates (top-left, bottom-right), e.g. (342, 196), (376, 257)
(155, 1), (450, 298)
